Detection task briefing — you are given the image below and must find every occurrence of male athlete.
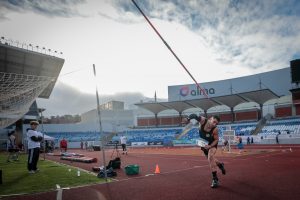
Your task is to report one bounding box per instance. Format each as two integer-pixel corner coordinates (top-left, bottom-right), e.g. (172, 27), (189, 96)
(185, 114), (226, 188)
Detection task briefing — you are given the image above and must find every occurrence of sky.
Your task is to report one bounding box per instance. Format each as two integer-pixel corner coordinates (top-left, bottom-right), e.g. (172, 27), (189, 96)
(1, 0), (300, 116)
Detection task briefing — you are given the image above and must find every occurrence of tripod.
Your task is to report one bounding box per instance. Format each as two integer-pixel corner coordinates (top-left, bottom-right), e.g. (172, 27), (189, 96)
(111, 143), (120, 158)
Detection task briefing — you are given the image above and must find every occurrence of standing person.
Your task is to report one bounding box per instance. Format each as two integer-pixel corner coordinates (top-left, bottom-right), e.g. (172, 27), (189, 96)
(85, 141), (88, 150)
(185, 114), (226, 188)
(276, 134), (279, 144)
(60, 138), (68, 152)
(120, 134), (127, 155)
(80, 139), (84, 150)
(27, 121), (43, 174)
(247, 137), (250, 145)
(7, 130), (19, 162)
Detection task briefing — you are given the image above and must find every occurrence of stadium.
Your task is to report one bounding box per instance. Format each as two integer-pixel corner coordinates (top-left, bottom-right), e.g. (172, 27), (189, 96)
(1, 35), (300, 199)
(1, 1), (300, 199)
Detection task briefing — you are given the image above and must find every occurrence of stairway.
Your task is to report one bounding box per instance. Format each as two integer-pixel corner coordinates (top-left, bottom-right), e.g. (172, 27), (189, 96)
(251, 113), (272, 135)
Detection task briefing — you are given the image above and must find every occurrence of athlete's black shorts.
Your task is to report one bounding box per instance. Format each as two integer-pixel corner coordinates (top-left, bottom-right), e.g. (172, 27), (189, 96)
(201, 147), (209, 157)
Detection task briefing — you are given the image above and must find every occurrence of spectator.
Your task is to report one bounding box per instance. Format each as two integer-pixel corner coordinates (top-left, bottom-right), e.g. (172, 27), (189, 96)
(27, 121), (43, 174)
(7, 130), (19, 162)
(120, 134), (128, 155)
(80, 139), (83, 150)
(85, 141), (88, 150)
(251, 137), (254, 144)
(276, 134), (279, 144)
(60, 138), (68, 152)
(247, 137), (250, 145)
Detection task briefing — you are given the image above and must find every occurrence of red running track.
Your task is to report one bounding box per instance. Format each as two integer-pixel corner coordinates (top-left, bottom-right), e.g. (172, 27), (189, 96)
(3, 145), (300, 200)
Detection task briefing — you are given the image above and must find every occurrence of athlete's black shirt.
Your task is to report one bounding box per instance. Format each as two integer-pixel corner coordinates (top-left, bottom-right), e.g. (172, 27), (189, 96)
(199, 119), (217, 148)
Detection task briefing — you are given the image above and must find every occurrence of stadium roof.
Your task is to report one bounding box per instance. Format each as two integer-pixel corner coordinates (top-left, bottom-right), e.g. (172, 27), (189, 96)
(0, 42), (65, 128)
(135, 89), (280, 115)
(238, 89), (280, 105)
(0, 43), (64, 98)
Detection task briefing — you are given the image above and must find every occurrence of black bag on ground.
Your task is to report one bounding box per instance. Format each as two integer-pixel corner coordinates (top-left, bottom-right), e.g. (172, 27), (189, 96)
(97, 167), (117, 178)
(107, 157), (121, 169)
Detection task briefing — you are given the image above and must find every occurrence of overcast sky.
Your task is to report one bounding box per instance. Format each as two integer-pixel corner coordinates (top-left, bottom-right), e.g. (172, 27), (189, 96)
(1, 0), (300, 115)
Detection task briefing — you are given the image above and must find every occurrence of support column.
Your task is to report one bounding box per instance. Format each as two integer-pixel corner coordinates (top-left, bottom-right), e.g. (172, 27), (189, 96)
(230, 107), (235, 123)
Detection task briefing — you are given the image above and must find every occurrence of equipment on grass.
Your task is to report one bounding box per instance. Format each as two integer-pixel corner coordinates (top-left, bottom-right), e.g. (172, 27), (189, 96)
(61, 156), (97, 163)
(107, 157), (121, 169)
(92, 157), (121, 172)
(125, 164), (140, 175)
(97, 167), (117, 178)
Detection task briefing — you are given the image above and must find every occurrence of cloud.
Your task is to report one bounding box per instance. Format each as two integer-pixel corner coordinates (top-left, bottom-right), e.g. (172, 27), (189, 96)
(0, 0), (86, 19)
(108, 0), (300, 71)
(36, 81), (166, 117)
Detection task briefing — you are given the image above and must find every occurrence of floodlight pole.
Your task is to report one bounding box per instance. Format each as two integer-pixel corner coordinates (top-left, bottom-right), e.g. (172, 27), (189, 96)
(93, 64), (107, 181)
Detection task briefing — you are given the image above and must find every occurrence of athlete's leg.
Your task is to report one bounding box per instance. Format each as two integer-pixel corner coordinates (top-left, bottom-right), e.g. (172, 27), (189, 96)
(208, 147), (218, 172)
(208, 147), (219, 188)
(206, 147), (226, 175)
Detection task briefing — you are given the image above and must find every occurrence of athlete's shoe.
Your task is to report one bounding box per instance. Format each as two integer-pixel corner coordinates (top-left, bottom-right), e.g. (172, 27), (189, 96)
(211, 179), (219, 188)
(218, 162), (226, 175)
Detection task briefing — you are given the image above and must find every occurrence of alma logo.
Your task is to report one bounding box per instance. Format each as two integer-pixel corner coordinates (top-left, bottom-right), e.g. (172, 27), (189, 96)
(180, 86), (190, 96)
(179, 86), (215, 97)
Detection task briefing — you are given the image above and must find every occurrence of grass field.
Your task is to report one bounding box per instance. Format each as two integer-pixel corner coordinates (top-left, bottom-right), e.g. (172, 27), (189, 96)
(0, 153), (106, 196)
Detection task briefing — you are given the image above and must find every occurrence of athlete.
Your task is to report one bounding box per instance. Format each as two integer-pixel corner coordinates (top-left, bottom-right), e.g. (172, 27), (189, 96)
(185, 114), (226, 188)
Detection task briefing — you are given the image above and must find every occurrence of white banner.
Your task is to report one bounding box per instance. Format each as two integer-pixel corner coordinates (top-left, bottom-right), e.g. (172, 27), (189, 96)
(131, 142), (148, 146)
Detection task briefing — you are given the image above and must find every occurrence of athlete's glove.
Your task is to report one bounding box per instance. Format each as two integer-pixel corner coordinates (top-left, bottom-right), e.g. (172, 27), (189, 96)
(188, 114), (200, 122)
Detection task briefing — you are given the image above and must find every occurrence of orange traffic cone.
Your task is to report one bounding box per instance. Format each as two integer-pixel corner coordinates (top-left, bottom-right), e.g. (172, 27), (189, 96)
(154, 164), (160, 174)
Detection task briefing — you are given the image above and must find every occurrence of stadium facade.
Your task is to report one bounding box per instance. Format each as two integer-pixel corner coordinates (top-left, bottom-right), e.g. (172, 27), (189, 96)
(168, 68), (291, 101)
(135, 65), (300, 127)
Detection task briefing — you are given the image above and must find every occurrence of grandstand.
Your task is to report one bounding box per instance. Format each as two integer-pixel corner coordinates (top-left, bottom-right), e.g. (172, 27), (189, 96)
(0, 38), (64, 148)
